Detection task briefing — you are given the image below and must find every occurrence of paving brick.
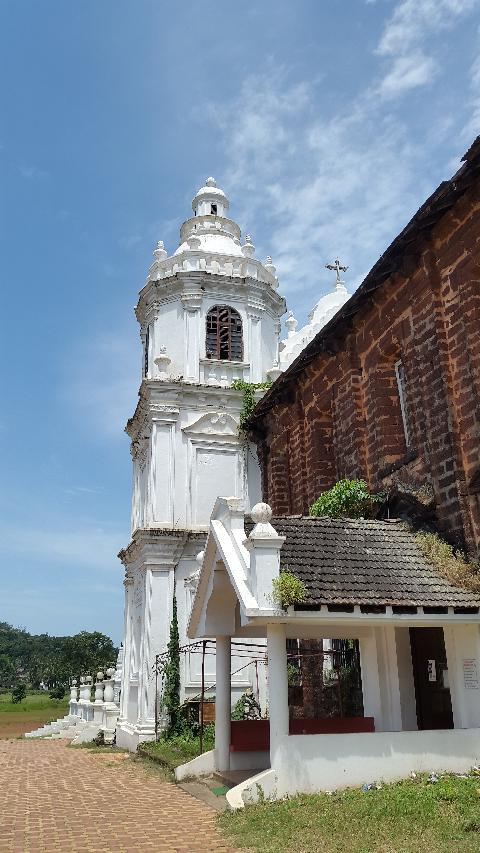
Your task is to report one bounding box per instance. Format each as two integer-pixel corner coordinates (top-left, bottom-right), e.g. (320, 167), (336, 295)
(0, 740), (236, 853)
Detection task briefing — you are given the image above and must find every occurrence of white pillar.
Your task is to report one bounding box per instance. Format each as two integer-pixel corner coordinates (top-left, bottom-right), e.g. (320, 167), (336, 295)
(118, 576), (133, 725)
(359, 630), (383, 729)
(215, 636), (231, 773)
(267, 624), (289, 770)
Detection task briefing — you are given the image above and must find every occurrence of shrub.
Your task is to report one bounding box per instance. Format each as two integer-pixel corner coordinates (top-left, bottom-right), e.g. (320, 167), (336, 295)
(11, 683), (27, 704)
(415, 531), (480, 594)
(271, 572), (307, 609)
(309, 479), (384, 519)
(49, 685), (66, 700)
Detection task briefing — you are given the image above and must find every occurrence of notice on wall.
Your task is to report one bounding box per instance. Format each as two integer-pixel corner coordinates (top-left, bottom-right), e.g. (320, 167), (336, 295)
(463, 659), (479, 689)
(427, 659), (436, 682)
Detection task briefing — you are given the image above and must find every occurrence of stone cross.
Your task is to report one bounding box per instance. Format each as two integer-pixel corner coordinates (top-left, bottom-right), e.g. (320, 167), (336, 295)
(325, 258), (348, 286)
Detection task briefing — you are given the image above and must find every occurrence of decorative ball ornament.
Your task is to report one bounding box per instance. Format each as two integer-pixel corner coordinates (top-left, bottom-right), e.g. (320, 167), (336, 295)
(97, 672), (104, 681)
(106, 667), (115, 678)
(196, 550), (205, 566)
(251, 502), (273, 524)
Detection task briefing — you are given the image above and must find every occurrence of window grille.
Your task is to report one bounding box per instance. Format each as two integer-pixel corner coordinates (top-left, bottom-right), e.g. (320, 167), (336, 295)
(205, 305), (243, 361)
(395, 359), (412, 447)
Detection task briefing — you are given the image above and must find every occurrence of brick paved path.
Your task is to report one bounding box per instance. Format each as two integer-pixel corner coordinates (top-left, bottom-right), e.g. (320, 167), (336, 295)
(0, 740), (237, 853)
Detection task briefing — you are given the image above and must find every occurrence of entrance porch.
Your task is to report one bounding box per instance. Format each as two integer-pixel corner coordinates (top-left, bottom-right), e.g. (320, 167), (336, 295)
(179, 499), (480, 806)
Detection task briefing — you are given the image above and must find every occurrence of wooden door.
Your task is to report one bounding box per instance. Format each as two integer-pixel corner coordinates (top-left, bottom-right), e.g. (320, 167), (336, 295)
(409, 627), (454, 730)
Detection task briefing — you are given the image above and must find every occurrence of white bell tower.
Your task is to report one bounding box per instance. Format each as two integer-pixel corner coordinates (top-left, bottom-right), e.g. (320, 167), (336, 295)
(116, 178), (286, 750)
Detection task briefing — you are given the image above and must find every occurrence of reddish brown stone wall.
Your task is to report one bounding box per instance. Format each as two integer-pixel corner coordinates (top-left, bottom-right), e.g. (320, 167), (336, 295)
(254, 180), (480, 555)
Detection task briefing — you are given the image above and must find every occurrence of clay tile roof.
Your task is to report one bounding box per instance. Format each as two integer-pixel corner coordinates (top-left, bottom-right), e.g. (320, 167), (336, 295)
(251, 516), (480, 609)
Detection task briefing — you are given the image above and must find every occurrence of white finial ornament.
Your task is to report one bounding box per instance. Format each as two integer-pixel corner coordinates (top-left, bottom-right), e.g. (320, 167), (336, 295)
(285, 311), (298, 338)
(154, 240), (168, 262)
(196, 550), (205, 566)
(206, 177), (217, 187)
(251, 502), (273, 524)
(242, 234), (255, 258)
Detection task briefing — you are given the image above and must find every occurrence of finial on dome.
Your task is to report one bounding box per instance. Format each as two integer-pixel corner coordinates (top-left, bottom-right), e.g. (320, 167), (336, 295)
(242, 234), (255, 258)
(205, 177), (217, 187)
(153, 240), (168, 262)
(285, 311), (298, 338)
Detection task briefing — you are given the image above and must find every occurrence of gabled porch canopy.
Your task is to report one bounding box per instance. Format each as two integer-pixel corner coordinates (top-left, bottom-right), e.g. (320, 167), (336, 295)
(186, 499), (480, 803)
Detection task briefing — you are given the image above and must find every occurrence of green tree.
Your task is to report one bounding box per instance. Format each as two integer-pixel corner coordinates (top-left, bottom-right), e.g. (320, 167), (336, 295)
(0, 653), (16, 688)
(11, 682), (27, 703)
(162, 597), (181, 735)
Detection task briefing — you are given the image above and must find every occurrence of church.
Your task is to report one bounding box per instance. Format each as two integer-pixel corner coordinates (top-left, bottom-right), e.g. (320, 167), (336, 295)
(115, 177), (348, 750)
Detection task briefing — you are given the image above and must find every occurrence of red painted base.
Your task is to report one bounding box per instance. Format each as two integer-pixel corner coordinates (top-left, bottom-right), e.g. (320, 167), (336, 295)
(230, 717), (375, 752)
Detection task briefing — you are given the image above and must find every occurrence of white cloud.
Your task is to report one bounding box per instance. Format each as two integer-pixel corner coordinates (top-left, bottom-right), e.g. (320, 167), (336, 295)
(377, 0), (478, 57)
(375, 0), (479, 97)
(378, 52), (438, 97)
(208, 68), (425, 319)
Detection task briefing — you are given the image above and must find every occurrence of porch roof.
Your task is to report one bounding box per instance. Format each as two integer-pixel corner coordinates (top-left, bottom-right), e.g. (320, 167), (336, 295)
(249, 516), (480, 609)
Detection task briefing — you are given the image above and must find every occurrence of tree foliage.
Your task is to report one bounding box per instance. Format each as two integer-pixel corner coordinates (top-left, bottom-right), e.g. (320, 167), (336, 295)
(0, 622), (117, 690)
(309, 479), (384, 519)
(161, 597), (181, 736)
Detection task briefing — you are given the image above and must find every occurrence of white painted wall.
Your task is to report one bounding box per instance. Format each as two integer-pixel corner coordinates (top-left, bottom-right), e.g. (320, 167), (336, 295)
(444, 624), (480, 728)
(266, 728), (480, 798)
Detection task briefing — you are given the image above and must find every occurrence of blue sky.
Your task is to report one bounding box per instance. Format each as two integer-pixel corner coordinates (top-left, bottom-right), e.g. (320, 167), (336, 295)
(0, 1), (479, 643)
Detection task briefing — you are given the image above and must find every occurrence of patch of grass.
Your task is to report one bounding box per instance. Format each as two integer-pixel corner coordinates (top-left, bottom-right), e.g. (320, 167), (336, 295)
(415, 531), (480, 594)
(138, 727), (215, 772)
(0, 691), (68, 713)
(218, 774), (480, 853)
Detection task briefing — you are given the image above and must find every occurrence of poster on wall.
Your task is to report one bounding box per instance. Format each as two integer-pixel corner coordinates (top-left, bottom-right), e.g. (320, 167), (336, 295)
(463, 659), (479, 689)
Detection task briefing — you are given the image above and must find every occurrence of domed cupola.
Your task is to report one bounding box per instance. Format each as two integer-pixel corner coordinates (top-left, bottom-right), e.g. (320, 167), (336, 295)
(192, 177), (229, 218)
(147, 177), (281, 291)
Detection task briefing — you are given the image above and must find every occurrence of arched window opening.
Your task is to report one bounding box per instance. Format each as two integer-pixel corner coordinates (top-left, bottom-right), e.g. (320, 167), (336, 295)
(210, 203), (217, 215)
(206, 305), (243, 361)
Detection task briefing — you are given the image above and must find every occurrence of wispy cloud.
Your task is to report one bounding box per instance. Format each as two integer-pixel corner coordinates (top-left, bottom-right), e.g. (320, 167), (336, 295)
(205, 2), (479, 321)
(19, 164), (49, 180)
(207, 67), (423, 317)
(376, 0), (479, 97)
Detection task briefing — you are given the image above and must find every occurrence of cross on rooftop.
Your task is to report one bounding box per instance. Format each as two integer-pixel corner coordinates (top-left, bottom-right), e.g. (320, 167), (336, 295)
(325, 258), (348, 286)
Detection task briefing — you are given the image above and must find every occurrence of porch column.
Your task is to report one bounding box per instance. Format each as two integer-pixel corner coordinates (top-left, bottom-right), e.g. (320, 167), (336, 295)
(215, 636), (231, 773)
(267, 624), (289, 770)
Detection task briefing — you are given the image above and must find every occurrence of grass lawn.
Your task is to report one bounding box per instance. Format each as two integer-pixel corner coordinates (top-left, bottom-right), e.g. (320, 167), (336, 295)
(218, 773), (480, 853)
(0, 691), (69, 738)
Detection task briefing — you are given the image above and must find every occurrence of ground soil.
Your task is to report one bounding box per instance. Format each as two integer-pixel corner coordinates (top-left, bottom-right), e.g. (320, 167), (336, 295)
(0, 709), (62, 739)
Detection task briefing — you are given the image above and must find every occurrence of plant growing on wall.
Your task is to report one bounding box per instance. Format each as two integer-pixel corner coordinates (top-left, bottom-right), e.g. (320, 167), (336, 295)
(309, 479), (384, 519)
(271, 571), (307, 609)
(415, 531), (480, 594)
(161, 596), (181, 735)
(231, 380), (272, 430)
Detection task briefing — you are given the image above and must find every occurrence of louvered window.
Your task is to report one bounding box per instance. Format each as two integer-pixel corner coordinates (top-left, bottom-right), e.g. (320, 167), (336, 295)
(205, 305), (243, 361)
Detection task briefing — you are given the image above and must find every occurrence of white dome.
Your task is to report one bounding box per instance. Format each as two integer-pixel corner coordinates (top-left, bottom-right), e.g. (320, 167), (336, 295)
(174, 232), (244, 257)
(192, 177), (229, 215)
